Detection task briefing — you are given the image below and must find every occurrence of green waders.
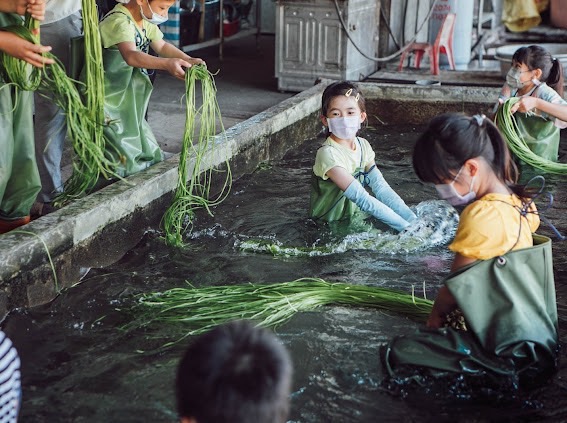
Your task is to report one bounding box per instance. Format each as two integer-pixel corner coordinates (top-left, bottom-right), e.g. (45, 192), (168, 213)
(514, 112), (560, 162)
(101, 48), (163, 177)
(0, 13), (41, 221)
(309, 139), (368, 222)
(382, 234), (558, 383)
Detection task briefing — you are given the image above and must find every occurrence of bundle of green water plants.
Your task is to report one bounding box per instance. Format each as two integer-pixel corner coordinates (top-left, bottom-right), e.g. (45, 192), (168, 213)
(496, 97), (567, 174)
(53, 0), (117, 204)
(162, 64), (232, 247)
(132, 277), (433, 339)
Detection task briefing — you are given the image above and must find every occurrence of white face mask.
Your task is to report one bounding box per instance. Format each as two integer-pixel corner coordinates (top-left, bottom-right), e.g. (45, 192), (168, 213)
(327, 116), (361, 140)
(434, 166), (476, 206)
(141, 0), (168, 25)
(506, 67), (539, 90)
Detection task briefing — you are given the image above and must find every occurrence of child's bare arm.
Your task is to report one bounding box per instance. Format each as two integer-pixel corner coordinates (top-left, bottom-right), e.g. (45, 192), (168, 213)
(117, 40), (205, 80)
(326, 166), (355, 191)
(151, 38), (205, 66)
(427, 252), (476, 328)
(427, 286), (458, 328)
(116, 40), (185, 78)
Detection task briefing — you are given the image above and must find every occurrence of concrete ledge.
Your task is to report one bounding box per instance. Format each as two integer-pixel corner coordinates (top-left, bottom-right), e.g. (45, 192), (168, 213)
(0, 81), (328, 314)
(0, 80), (497, 314)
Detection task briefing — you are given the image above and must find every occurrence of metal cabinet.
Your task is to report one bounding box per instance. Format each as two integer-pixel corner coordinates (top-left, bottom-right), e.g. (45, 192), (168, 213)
(275, 0), (379, 92)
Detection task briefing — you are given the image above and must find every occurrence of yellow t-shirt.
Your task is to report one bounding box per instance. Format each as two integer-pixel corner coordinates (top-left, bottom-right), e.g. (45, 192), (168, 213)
(449, 193), (540, 260)
(99, 4), (163, 50)
(313, 137), (376, 180)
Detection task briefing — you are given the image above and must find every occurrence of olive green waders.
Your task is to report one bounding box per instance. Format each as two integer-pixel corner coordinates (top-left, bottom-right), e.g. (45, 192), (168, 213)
(382, 235), (558, 383)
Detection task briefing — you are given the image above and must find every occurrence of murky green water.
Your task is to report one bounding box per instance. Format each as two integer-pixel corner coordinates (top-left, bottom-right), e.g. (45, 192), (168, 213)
(5, 125), (567, 422)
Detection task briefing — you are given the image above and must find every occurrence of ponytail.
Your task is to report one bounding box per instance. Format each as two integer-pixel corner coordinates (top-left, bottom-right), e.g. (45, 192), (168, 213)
(547, 58), (564, 97)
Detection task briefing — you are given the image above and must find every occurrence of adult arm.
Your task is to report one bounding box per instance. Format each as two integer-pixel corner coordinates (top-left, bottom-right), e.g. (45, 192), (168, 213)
(0, 32), (53, 66)
(1, 0), (44, 18)
(0, 0), (53, 68)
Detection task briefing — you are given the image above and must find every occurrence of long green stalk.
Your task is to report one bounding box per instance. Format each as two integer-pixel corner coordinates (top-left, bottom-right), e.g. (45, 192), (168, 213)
(0, 12), (119, 205)
(496, 97), (567, 174)
(162, 65), (232, 246)
(132, 278), (433, 338)
(55, 0), (118, 204)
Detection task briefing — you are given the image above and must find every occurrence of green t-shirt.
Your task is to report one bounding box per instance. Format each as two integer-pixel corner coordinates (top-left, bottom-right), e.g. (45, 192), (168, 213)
(99, 4), (163, 52)
(313, 136), (376, 179)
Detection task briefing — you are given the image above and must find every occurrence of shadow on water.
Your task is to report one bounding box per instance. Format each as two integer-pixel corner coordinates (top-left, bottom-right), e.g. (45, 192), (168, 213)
(5, 125), (567, 422)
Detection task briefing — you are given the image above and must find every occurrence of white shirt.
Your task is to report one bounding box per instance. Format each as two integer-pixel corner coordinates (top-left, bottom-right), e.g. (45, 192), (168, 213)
(0, 332), (20, 423)
(44, 0), (82, 25)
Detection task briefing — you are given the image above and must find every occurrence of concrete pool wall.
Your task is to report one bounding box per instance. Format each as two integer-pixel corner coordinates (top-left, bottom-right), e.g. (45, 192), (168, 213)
(0, 80), (500, 317)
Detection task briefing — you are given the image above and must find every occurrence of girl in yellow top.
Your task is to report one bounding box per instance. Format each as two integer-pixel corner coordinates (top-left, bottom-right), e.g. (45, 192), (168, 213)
(382, 113), (558, 388)
(412, 113), (540, 327)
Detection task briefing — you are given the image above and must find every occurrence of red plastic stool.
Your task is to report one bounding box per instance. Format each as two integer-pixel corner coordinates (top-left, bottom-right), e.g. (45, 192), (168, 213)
(398, 13), (456, 75)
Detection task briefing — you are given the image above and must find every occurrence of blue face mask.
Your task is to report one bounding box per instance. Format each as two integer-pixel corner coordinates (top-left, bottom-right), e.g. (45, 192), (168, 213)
(141, 0), (168, 25)
(434, 166), (476, 206)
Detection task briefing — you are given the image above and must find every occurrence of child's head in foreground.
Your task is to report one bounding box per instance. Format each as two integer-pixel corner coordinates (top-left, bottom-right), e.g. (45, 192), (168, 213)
(175, 320), (293, 423)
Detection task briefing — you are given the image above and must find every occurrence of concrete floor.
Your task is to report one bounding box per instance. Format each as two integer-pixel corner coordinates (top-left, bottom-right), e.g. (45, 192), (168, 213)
(148, 34), (294, 155)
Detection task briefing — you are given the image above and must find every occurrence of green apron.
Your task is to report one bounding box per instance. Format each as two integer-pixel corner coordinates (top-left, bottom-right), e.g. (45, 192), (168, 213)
(100, 12), (163, 177)
(513, 112), (560, 162)
(309, 138), (368, 222)
(0, 13), (41, 219)
(382, 234), (558, 383)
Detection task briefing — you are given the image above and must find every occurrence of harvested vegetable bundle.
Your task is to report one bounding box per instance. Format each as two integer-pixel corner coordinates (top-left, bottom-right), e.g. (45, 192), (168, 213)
(0, 13), (41, 91)
(496, 97), (567, 174)
(162, 65), (232, 246)
(133, 277), (433, 337)
(54, 0), (119, 204)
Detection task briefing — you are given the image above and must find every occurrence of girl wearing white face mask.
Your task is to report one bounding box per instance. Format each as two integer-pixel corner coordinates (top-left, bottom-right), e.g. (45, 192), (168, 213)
(383, 113), (559, 386)
(413, 113), (541, 328)
(495, 45), (567, 162)
(309, 81), (416, 232)
(98, 0), (205, 177)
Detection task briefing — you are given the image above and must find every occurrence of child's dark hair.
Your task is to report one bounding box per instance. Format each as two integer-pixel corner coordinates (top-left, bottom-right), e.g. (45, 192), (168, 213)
(176, 320), (292, 423)
(413, 113), (532, 199)
(321, 81), (367, 116)
(513, 45), (564, 97)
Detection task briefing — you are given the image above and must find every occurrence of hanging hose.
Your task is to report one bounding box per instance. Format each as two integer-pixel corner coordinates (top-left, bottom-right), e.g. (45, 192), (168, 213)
(332, 0), (439, 63)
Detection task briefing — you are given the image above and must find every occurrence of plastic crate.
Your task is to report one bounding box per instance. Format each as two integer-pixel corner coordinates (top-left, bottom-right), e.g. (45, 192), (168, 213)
(223, 18), (240, 37)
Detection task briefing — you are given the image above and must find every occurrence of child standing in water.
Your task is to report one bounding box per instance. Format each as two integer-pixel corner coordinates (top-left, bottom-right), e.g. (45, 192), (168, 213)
(496, 45), (567, 162)
(383, 113), (558, 386)
(309, 81), (416, 232)
(99, 0), (205, 177)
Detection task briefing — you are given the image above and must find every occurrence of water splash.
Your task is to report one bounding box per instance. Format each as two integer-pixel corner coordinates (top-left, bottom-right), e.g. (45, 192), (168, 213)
(237, 200), (459, 256)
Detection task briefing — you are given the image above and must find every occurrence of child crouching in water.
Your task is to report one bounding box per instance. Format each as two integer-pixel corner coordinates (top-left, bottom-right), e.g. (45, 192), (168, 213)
(309, 81), (416, 232)
(99, 0), (205, 177)
(382, 113), (558, 388)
